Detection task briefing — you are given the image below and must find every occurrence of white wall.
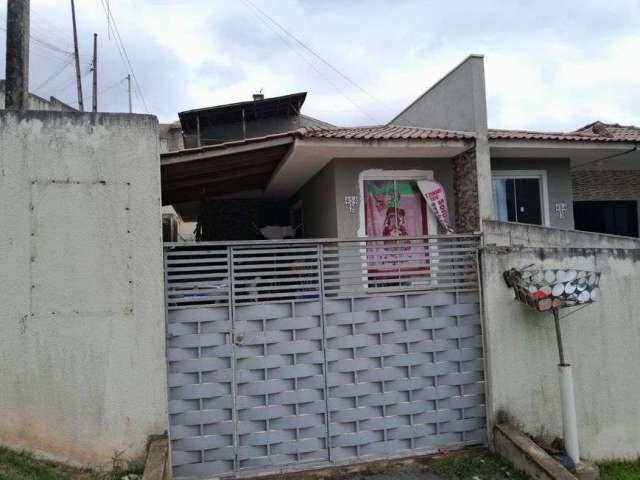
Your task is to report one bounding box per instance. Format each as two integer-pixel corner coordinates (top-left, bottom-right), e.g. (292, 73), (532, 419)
(0, 111), (167, 466)
(481, 221), (640, 459)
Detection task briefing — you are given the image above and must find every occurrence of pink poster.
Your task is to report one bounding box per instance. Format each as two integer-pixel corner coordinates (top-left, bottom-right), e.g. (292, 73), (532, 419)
(363, 180), (428, 272)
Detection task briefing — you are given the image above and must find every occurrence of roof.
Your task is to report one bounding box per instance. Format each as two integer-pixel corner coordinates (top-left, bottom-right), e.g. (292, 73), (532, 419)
(488, 121), (640, 143)
(161, 124), (473, 161)
(296, 125), (475, 140)
(178, 92), (307, 131)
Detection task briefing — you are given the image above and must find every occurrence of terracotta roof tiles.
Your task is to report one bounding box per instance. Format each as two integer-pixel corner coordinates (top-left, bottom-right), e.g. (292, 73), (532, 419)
(296, 125), (475, 140)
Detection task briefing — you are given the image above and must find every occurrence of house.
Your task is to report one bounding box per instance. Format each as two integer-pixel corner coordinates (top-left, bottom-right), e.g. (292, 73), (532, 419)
(161, 55), (640, 242)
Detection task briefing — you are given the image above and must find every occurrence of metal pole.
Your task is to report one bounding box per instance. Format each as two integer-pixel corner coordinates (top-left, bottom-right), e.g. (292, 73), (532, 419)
(4, 0), (30, 110)
(126, 74), (132, 113)
(196, 114), (201, 147)
(70, 0), (84, 112)
(553, 308), (565, 365)
(91, 33), (97, 113)
(553, 308), (580, 465)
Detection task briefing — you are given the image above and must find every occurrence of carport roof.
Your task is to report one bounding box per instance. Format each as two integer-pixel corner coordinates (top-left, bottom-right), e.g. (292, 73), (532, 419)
(160, 125), (475, 209)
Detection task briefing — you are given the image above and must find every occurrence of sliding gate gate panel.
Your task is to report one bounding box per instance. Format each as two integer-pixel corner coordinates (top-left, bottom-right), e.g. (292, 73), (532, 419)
(165, 235), (485, 478)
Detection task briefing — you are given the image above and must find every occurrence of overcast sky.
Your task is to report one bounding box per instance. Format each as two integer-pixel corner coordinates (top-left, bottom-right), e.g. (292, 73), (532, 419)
(1, 0), (639, 130)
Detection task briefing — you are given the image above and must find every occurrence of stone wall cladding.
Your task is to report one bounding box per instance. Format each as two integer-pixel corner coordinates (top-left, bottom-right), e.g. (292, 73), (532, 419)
(453, 149), (480, 232)
(573, 170), (640, 201)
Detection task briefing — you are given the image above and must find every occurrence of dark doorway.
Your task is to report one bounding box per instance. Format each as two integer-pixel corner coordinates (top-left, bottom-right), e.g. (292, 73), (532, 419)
(574, 201), (639, 237)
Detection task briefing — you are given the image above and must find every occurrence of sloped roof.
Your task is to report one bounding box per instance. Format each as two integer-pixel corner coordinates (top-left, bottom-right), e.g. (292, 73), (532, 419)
(297, 125), (475, 140)
(488, 121), (640, 143)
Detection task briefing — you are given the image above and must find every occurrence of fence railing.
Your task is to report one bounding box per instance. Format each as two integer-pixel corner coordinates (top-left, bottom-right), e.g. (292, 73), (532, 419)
(164, 234), (480, 309)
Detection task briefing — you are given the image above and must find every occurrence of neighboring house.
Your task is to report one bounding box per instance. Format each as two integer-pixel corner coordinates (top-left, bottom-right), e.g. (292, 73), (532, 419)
(178, 91), (333, 149)
(0, 79), (77, 112)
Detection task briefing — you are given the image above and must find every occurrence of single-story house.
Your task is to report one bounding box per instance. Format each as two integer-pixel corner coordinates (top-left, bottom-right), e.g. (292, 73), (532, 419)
(160, 55), (640, 242)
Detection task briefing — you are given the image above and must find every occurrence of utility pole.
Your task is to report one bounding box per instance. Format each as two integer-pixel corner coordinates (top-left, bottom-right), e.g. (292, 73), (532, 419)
(4, 0), (30, 110)
(126, 74), (132, 113)
(91, 33), (97, 112)
(70, 0), (84, 112)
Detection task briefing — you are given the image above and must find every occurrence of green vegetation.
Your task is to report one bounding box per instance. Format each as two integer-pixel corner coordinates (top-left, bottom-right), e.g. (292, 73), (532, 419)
(598, 460), (640, 480)
(427, 452), (528, 480)
(0, 447), (143, 480)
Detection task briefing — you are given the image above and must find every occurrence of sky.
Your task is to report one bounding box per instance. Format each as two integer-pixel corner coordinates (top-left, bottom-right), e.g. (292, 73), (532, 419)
(1, 0), (639, 130)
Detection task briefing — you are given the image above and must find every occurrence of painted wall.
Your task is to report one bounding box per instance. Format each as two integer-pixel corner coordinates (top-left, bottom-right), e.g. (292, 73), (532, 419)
(332, 158), (455, 238)
(491, 158), (574, 229)
(481, 221), (640, 459)
(390, 55), (492, 223)
(294, 161), (338, 238)
(0, 111), (167, 466)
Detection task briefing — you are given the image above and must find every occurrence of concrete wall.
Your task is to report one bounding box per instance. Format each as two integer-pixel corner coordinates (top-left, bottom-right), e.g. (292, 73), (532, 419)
(481, 221), (640, 459)
(294, 161), (338, 238)
(332, 158), (455, 238)
(491, 158), (574, 229)
(483, 219), (640, 249)
(0, 80), (77, 112)
(0, 111), (167, 466)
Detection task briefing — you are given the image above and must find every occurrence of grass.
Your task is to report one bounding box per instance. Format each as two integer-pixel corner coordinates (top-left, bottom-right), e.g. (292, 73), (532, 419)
(427, 451), (528, 480)
(0, 447), (143, 480)
(333, 449), (528, 480)
(598, 460), (640, 480)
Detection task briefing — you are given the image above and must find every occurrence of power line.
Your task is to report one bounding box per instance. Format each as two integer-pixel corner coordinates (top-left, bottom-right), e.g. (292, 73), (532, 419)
(99, 0), (149, 113)
(240, 0), (397, 120)
(33, 58), (74, 93)
(98, 75), (127, 95)
(239, 0), (380, 124)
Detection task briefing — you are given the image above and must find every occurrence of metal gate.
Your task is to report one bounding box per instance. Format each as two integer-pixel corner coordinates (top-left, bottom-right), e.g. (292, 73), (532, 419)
(164, 235), (486, 478)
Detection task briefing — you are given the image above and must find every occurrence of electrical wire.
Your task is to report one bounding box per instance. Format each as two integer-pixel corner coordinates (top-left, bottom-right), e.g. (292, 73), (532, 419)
(98, 76), (127, 95)
(239, 0), (380, 124)
(240, 0), (397, 119)
(99, 0), (149, 113)
(33, 58), (74, 93)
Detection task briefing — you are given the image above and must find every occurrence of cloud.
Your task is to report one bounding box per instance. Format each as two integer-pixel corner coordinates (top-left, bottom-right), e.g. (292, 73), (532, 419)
(1, 0), (639, 129)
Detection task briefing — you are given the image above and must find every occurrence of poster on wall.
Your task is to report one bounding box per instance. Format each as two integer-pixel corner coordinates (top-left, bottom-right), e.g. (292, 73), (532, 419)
(417, 180), (455, 234)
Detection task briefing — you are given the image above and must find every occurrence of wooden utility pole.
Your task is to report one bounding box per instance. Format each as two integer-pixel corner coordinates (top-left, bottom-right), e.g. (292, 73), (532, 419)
(70, 0), (84, 112)
(4, 0), (30, 110)
(91, 33), (97, 112)
(126, 74), (132, 113)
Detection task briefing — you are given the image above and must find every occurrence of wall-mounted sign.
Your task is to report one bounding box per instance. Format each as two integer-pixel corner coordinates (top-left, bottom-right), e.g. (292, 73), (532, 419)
(416, 180), (454, 233)
(344, 195), (359, 214)
(556, 202), (568, 218)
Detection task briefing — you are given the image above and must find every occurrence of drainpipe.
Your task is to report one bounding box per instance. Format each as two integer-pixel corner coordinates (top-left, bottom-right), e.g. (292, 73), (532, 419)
(553, 308), (580, 465)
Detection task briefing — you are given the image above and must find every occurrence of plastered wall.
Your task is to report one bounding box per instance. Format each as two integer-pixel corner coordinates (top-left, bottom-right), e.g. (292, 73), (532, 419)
(0, 111), (167, 466)
(481, 221), (640, 459)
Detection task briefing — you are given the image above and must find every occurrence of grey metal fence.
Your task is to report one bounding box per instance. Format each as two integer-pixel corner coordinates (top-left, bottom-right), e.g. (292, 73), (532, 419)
(164, 235), (485, 478)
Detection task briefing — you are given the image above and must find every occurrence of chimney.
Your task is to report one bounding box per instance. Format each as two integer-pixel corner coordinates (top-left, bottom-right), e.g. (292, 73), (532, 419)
(253, 92), (264, 101)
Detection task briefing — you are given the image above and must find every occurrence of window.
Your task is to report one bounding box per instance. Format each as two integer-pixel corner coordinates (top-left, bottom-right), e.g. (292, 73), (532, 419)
(492, 171), (549, 226)
(574, 201), (639, 237)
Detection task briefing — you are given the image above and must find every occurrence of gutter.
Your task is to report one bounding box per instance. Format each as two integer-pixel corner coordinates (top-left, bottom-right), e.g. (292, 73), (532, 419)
(570, 143), (639, 170)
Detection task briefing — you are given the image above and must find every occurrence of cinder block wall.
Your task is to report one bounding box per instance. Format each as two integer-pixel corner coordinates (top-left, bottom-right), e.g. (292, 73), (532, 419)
(0, 111), (167, 466)
(481, 220), (640, 459)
